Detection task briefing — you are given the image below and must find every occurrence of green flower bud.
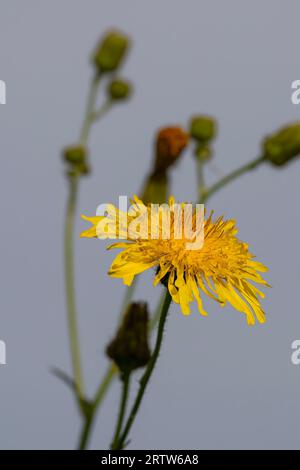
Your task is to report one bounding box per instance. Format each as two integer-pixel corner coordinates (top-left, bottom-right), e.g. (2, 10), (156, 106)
(63, 145), (90, 176)
(76, 161), (90, 175)
(106, 302), (151, 375)
(93, 30), (130, 73)
(107, 79), (132, 101)
(189, 115), (217, 143)
(263, 122), (300, 166)
(63, 145), (86, 165)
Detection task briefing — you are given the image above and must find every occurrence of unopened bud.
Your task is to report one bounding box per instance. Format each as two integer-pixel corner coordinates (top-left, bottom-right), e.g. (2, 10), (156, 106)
(189, 116), (216, 143)
(154, 127), (189, 174)
(76, 161), (90, 175)
(63, 145), (90, 176)
(107, 79), (132, 101)
(93, 30), (130, 73)
(106, 302), (151, 375)
(63, 145), (86, 165)
(263, 122), (300, 166)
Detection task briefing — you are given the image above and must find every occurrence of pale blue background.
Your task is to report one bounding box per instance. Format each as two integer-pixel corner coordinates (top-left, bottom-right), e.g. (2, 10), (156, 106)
(0, 0), (300, 449)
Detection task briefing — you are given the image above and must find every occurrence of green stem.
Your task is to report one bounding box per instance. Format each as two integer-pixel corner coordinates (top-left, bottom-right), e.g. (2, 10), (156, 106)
(92, 100), (113, 122)
(78, 365), (116, 450)
(80, 73), (102, 144)
(196, 159), (207, 202)
(65, 174), (84, 401)
(93, 364), (117, 410)
(149, 288), (166, 330)
(203, 155), (265, 202)
(78, 414), (93, 451)
(116, 290), (172, 450)
(64, 71), (111, 412)
(77, 280), (137, 449)
(121, 278), (137, 316)
(111, 373), (131, 450)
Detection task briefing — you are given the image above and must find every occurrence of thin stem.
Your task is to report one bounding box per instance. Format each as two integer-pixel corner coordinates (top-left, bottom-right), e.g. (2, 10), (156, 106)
(116, 290), (172, 450)
(64, 71), (111, 411)
(149, 288), (166, 330)
(78, 365), (116, 450)
(92, 100), (113, 123)
(76, 277), (138, 449)
(196, 159), (207, 202)
(203, 155), (266, 202)
(64, 174), (84, 401)
(121, 278), (137, 316)
(78, 414), (93, 451)
(93, 364), (117, 410)
(80, 73), (102, 144)
(111, 373), (131, 450)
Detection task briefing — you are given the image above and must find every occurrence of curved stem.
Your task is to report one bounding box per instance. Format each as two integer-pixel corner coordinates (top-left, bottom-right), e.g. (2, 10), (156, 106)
(203, 155), (265, 202)
(65, 174), (84, 401)
(116, 290), (172, 450)
(111, 373), (131, 450)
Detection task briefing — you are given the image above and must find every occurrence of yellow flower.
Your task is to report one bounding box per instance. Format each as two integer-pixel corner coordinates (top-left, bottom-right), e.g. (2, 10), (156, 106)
(81, 196), (269, 325)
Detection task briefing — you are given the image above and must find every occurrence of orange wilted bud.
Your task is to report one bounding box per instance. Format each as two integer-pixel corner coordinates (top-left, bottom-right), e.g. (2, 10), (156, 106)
(154, 127), (189, 174)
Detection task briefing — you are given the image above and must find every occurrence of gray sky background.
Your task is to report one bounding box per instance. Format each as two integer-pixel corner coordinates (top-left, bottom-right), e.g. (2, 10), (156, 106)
(1, 0), (300, 450)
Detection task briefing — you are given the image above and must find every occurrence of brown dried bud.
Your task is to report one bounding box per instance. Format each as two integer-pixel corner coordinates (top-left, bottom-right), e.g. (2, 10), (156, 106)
(106, 302), (151, 374)
(154, 127), (189, 174)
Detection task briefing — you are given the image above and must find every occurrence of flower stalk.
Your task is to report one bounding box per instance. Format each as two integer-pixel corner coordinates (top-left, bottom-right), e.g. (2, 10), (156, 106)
(111, 372), (131, 450)
(65, 173), (84, 403)
(80, 73), (102, 144)
(196, 159), (207, 202)
(203, 155), (266, 202)
(77, 365), (116, 450)
(61, 29), (133, 450)
(115, 290), (172, 450)
(64, 70), (113, 418)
